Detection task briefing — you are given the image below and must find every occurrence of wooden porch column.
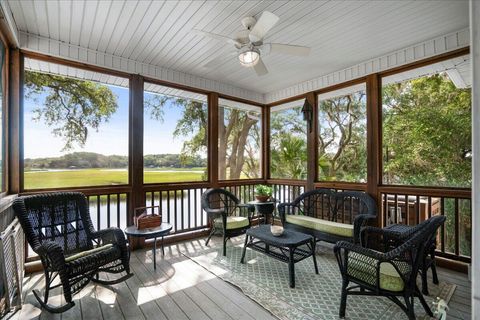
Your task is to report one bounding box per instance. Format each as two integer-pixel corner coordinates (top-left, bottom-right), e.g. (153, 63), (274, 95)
(129, 74), (144, 231)
(262, 105), (270, 180)
(8, 49), (22, 193)
(470, 0), (480, 315)
(366, 74), (382, 227)
(305, 92), (317, 191)
(208, 92), (219, 188)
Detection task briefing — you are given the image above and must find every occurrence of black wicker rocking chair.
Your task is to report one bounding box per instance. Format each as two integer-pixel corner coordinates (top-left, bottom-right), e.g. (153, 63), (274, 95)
(13, 192), (133, 313)
(201, 188), (255, 256)
(334, 215), (446, 320)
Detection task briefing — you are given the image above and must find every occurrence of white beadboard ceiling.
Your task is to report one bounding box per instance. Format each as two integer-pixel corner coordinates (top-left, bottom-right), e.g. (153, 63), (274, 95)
(6, 0), (469, 100)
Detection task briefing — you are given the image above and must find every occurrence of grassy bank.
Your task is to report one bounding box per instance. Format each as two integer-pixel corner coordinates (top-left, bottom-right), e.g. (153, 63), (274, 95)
(24, 168), (205, 189)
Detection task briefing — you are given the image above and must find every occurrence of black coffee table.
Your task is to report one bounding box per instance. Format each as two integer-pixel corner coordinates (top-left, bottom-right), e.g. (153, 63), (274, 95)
(125, 223), (172, 270)
(240, 225), (318, 288)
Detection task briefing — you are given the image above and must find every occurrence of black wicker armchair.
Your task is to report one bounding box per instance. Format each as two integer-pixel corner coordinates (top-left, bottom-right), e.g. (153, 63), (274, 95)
(201, 188), (255, 256)
(13, 192), (133, 313)
(361, 220), (441, 295)
(334, 215), (446, 320)
(278, 189), (377, 244)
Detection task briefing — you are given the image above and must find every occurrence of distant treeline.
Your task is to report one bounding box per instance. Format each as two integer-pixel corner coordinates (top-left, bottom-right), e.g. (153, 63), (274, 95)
(24, 152), (206, 169)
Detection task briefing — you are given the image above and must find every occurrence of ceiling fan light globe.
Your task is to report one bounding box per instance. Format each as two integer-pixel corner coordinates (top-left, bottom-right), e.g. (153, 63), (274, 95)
(238, 49), (260, 67)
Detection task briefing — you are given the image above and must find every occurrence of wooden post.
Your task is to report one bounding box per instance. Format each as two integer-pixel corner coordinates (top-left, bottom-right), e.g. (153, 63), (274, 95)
(129, 75), (144, 248)
(208, 92), (219, 189)
(263, 105), (270, 181)
(305, 92), (317, 191)
(8, 49), (22, 194)
(470, 0), (480, 315)
(366, 74), (382, 227)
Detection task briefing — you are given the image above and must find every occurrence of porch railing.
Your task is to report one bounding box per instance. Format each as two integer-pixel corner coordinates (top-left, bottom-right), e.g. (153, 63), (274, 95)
(144, 185), (209, 234)
(379, 186), (471, 263)
(23, 181), (471, 264)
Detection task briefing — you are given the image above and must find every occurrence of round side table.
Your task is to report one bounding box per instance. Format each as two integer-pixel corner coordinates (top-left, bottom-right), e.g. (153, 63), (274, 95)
(125, 223), (172, 270)
(248, 200), (276, 225)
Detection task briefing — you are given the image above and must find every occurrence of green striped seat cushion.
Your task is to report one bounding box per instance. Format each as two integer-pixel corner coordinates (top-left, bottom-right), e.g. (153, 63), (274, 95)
(285, 215), (353, 238)
(65, 243), (114, 263)
(214, 216), (249, 230)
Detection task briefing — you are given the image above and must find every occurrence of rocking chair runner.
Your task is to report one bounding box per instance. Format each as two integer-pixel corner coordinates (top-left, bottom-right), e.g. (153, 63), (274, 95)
(13, 192), (133, 313)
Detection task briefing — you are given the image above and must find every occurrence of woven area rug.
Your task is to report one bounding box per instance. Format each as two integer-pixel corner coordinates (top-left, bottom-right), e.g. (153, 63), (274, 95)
(184, 242), (456, 320)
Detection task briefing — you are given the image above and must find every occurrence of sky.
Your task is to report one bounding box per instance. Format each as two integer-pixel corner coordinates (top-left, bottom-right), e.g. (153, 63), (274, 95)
(24, 85), (194, 159)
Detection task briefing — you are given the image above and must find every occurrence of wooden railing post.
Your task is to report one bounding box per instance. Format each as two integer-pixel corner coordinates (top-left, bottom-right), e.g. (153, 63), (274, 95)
(366, 74), (382, 227)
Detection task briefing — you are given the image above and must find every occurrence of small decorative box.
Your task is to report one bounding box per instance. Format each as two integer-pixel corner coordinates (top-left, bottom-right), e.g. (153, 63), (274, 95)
(134, 206), (162, 230)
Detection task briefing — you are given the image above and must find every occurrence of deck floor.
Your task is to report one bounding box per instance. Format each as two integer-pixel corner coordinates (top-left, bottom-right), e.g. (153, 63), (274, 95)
(15, 236), (471, 320)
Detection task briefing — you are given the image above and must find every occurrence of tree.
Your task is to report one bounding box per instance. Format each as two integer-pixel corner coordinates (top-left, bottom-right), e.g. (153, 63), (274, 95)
(270, 107), (307, 179)
(144, 94), (208, 167)
(383, 74), (472, 256)
(24, 71), (118, 151)
(144, 94), (260, 179)
(270, 134), (307, 179)
(218, 107), (259, 179)
(318, 92), (367, 182)
(382, 73), (471, 187)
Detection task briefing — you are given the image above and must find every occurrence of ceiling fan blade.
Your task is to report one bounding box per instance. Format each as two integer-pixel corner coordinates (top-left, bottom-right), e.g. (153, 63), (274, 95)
(249, 11), (279, 43)
(192, 29), (241, 47)
(253, 57), (268, 76)
(269, 43), (311, 56)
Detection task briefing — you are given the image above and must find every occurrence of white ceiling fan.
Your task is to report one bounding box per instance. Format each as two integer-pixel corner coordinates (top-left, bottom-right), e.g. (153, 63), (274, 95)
(192, 11), (311, 76)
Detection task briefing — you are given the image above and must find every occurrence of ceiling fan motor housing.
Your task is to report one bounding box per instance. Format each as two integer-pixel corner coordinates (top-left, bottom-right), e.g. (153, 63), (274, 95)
(241, 16), (256, 29)
(235, 29), (251, 46)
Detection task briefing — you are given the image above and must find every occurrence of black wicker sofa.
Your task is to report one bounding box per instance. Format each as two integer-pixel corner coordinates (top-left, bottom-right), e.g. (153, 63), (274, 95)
(278, 189), (377, 244)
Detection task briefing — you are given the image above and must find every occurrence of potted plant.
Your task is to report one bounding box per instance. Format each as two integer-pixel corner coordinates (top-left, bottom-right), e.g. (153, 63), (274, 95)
(255, 185), (273, 202)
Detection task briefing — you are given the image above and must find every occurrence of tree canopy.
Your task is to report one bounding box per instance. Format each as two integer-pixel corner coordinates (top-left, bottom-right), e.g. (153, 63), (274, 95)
(270, 107), (307, 180)
(382, 73), (471, 187)
(144, 93), (261, 179)
(24, 70), (471, 188)
(318, 92), (367, 182)
(25, 71), (118, 151)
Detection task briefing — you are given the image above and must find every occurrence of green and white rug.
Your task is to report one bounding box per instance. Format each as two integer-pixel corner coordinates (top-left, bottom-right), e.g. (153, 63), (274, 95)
(184, 243), (455, 320)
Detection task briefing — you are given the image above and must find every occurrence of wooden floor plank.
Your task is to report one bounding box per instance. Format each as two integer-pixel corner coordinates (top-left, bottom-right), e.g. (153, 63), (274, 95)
(182, 286), (233, 320)
(123, 269), (168, 320)
(200, 277), (275, 320)
(17, 236), (470, 320)
(60, 285), (83, 320)
(129, 252), (189, 320)
(161, 253), (269, 320)
(93, 282), (124, 320)
(167, 291), (211, 320)
(103, 272), (145, 320)
(18, 273), (44, 320)
(14, 273), (43, 320)
(136, 251), (224, 320)
(195, 281), (256, 320)
(79, 284), (104, 320)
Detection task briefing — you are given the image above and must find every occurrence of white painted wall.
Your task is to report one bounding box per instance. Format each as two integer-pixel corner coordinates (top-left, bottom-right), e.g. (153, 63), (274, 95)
(471, 0), (480, 317)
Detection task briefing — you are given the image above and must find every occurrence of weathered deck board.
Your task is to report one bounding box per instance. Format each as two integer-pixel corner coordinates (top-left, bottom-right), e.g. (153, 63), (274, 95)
(17, 236), (471, 320)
